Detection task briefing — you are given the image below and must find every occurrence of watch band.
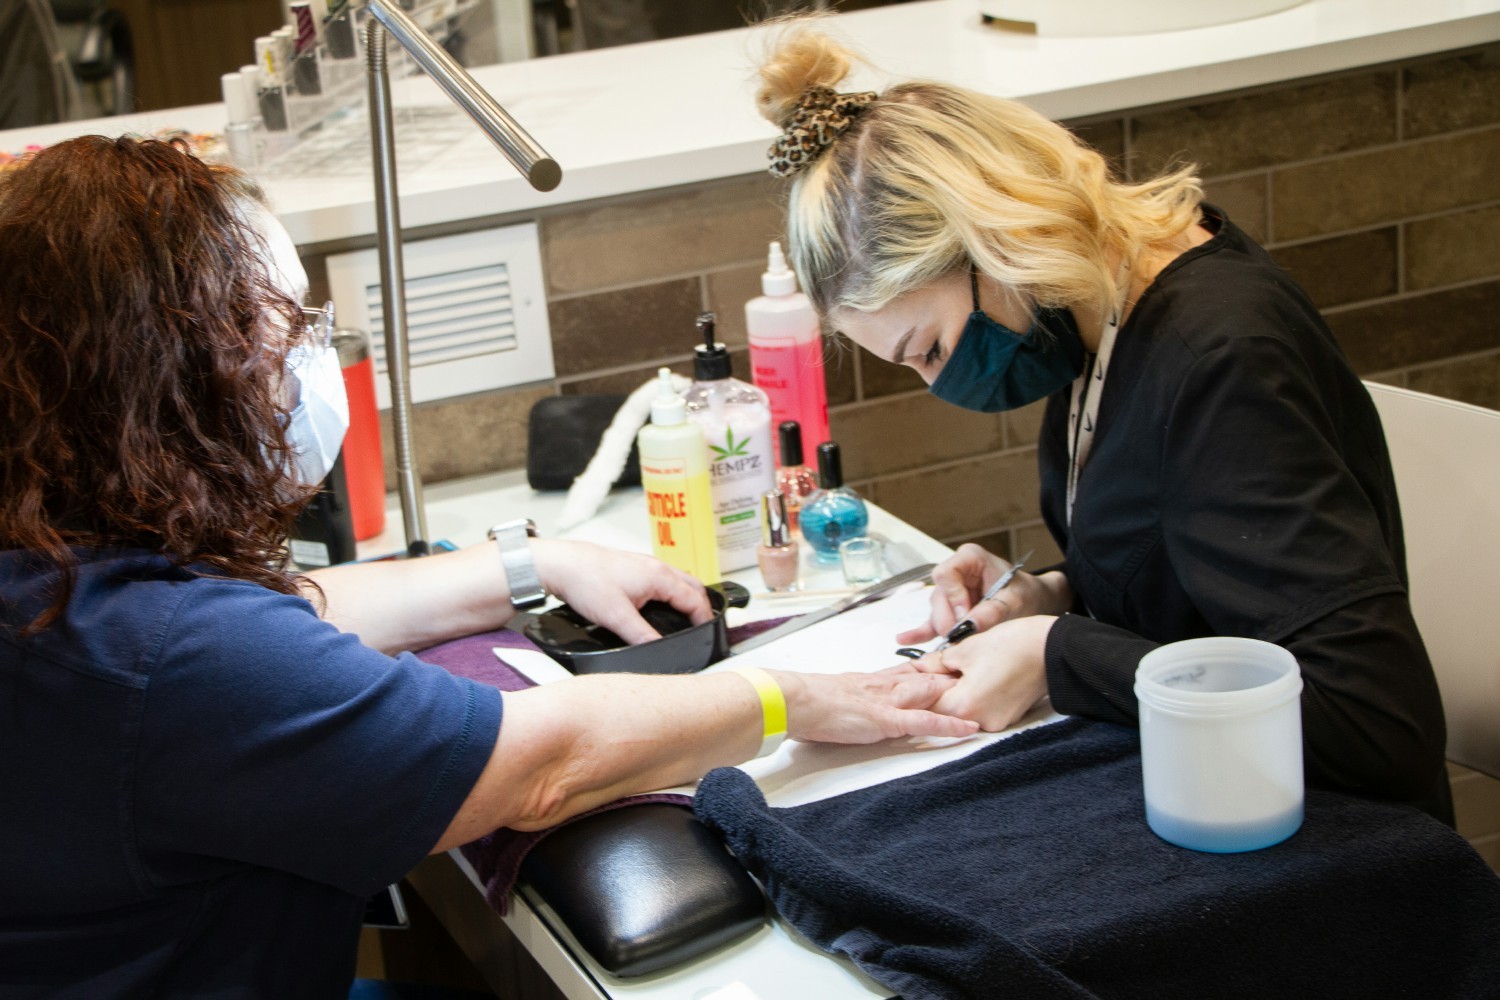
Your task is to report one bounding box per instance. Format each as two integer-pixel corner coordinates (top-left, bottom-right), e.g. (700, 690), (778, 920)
(488, 518), (547, 611)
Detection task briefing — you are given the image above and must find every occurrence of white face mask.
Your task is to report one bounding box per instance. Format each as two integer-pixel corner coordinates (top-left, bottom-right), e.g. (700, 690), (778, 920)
(246, 204), (350, 488)
(284, 303), (349, 486)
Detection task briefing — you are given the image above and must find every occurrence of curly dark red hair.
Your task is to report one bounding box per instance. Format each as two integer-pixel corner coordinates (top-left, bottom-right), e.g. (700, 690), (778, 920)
(0, 136), (315, 632)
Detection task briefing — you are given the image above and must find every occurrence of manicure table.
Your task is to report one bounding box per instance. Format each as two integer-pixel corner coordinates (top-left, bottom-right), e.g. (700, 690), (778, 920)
(358, 470), (961, 999)
(360, 471), (1500, 1000)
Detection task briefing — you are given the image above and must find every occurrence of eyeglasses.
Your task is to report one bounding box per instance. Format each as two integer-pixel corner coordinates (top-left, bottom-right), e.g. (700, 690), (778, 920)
(301, 301), (335, 348)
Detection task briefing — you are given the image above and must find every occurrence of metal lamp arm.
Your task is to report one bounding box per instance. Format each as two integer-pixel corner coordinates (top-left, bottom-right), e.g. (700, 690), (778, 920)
(362, 0), (561, 556)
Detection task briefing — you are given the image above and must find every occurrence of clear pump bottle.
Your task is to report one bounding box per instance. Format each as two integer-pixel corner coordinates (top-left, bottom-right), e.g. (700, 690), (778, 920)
(682, 313), (776, 572)
(800, 441), (869, 564)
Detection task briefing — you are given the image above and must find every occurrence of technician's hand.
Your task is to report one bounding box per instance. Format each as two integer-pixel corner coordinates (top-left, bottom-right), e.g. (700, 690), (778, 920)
(770, 669), (981, 745)
(532, 539), (712, 645)
(897, 544), (1072, 645)
(900, 615), (1055, 732)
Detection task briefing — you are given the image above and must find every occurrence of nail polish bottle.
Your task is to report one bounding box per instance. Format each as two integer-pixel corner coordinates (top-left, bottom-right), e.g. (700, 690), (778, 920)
(774, 420), (818, 534)
(799, 441), (869, 564)
(757, 490), (800, 592)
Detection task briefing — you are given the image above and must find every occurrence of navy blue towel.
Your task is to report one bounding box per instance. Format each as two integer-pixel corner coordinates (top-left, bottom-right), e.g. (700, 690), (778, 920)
(693, 718), (1500, 1000)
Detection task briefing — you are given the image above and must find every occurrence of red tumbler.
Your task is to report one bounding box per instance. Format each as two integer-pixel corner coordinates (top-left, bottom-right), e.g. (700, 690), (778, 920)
(334, 330), (388, 541)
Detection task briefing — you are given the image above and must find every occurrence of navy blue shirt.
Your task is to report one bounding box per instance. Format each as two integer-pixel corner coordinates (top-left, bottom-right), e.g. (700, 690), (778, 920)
(0, 549), (503, 997)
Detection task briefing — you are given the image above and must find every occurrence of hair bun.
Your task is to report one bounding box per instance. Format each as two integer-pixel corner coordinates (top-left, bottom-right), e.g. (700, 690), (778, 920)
(755, 27), (856, 129)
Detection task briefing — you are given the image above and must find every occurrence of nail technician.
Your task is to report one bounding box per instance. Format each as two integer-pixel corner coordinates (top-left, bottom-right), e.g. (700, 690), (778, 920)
(754, 25), (1451, 821)
(0, 136), (978, 996)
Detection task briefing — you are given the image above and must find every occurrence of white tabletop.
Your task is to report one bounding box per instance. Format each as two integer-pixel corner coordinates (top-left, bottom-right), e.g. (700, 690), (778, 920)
(355, 468), (952, 620)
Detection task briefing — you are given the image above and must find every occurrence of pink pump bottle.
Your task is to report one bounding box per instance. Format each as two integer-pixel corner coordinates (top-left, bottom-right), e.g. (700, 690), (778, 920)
(747, 241), (830, 467)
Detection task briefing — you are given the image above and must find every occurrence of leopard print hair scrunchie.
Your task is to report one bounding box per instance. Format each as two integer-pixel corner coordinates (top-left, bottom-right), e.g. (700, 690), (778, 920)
(767, 86), (878, 178)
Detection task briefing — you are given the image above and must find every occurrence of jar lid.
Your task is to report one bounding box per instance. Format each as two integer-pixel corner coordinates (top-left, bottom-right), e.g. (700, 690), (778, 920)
(1134, 637), (1302, 717)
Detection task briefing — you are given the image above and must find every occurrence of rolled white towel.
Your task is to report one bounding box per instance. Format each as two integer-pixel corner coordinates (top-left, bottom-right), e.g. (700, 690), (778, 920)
(554, 371), (692, 533)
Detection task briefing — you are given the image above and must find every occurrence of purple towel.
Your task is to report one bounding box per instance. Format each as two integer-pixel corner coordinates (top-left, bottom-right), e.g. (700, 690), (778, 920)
(416, 617), (789, 913)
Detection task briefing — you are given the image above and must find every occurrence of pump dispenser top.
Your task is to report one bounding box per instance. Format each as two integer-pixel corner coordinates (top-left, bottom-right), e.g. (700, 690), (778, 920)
(694, 312), (733, 381)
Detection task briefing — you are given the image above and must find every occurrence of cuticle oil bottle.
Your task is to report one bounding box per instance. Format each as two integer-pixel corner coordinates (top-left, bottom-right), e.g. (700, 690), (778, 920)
(682, 313), (776, 572)
(637, 367), (720, 583)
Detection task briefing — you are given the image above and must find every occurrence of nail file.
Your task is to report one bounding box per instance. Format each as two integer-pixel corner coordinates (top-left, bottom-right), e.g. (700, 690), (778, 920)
(728, 563), (935, 656)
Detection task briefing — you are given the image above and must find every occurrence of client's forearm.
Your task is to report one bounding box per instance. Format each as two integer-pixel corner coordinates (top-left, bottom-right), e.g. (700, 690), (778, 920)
(432, 671), (762, 851)
(430, 665), (977, 852)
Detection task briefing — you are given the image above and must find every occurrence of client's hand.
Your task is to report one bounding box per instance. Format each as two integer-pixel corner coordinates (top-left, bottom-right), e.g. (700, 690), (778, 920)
(770, 669), (981, 744)
(899, 616), (1055, 732)
(897, 544), (1071, 645)
(533, 539), (712, 645)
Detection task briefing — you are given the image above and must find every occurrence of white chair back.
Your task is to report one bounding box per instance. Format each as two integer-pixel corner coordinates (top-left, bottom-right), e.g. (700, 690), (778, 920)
(1365, 381), (1500, 779)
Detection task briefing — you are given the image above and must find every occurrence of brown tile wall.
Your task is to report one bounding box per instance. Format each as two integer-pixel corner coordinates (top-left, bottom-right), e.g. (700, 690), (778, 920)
(334, 41), (1500, 867)
(363, 40), (1500, 539)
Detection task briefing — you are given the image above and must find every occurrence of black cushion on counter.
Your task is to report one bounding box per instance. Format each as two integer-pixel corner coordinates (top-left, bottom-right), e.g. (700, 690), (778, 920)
(519, 803), (767, 977)
(526, 394), (641, 491)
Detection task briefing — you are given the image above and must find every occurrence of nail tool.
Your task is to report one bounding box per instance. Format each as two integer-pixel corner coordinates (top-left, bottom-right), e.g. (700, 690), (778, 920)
(728, 563), (935, 656)
(895, 548), (1035, 659)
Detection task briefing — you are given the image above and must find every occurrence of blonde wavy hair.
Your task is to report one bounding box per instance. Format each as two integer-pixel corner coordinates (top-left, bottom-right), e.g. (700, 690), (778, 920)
(755, 26), (1205, 319)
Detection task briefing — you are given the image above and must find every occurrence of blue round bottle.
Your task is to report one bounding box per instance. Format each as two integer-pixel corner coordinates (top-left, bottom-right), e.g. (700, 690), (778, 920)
(800, 441), (869, 564)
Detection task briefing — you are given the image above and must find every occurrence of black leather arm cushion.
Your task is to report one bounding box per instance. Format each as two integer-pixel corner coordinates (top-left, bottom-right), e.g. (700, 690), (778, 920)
(518, 803), (768, 977)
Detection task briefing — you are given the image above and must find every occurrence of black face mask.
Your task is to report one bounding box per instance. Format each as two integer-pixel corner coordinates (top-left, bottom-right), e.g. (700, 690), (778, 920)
(929, 269), (1086, 413)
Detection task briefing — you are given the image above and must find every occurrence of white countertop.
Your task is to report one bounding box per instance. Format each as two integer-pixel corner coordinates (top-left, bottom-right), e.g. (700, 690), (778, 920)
(355, 468), (951, 621)
(5, 0), (1496, 246)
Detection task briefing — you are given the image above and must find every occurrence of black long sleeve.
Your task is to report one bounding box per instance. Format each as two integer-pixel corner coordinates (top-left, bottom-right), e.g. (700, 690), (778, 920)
(1034, 206), (1450, 821)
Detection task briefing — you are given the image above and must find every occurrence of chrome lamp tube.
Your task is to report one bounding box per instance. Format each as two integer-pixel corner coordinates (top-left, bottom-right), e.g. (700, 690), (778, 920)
(363, 0), (561, 556)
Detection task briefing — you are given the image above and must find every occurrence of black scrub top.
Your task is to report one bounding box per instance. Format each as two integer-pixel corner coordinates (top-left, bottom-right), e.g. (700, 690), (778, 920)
(1038, 206), (1450, 821)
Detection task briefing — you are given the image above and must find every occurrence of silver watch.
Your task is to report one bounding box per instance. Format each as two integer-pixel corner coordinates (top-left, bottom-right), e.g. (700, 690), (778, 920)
(488, 518), (547, 611)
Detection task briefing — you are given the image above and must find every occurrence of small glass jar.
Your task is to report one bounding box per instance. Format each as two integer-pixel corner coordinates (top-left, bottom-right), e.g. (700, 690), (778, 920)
(838, 536), (885, 585)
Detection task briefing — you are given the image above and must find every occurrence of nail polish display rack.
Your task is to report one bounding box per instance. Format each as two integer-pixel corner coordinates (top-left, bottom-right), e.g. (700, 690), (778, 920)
(232, 0), (480, 171)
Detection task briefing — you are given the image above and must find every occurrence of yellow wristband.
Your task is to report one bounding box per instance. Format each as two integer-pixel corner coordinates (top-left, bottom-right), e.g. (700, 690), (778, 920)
(731, 666), (787, 759)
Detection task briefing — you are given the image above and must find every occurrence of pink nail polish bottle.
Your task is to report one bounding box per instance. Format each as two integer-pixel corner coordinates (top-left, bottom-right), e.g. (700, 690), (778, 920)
(774, 420), (819, 533)
(757, 490), (800, 592)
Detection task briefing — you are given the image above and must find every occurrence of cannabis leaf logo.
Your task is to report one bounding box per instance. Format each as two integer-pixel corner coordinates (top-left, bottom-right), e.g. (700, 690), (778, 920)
(710, 428), (751, 460)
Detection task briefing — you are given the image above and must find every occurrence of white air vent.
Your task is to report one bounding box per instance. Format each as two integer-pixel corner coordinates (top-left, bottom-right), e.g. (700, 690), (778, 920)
(325, 223), (553, 408)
